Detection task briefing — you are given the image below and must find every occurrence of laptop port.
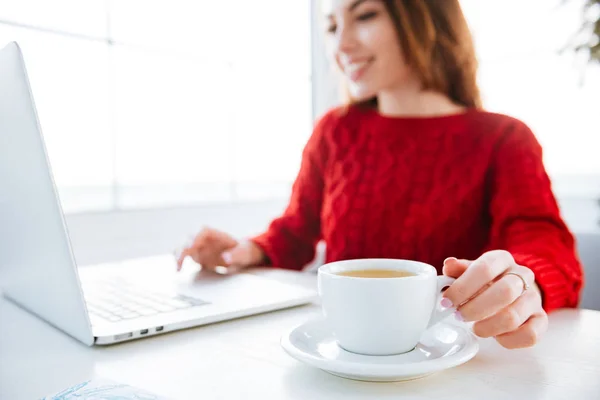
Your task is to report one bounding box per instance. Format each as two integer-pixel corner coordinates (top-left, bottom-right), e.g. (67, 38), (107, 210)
(155, 326), (164, 332)
(140, 329), (149, 335)
(114, 332), (133, 341)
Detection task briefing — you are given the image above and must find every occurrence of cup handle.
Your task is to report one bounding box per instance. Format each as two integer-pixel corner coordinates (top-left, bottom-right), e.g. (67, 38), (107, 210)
(427, 275), (457, 328)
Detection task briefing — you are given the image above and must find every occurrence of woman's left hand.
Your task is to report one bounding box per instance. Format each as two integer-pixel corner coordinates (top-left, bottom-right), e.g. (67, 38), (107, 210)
(442, 250), (548, 349)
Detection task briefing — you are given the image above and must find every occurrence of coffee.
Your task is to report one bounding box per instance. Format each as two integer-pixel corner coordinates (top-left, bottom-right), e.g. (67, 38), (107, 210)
(336, 269), (416, 278)
(320, 259), (456, 355)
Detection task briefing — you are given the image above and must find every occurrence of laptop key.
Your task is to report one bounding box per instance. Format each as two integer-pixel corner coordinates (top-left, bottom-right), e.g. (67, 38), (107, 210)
(102, 304), (124, 312)
(95, 311), (112, 319)
(89, 315), (104, 326)
(137, 308), (158, 316)
(83, 278), (209, 322)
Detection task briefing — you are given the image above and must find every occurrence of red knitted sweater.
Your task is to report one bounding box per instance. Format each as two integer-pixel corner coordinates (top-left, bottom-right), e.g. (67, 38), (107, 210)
(251, 105), (583, 313)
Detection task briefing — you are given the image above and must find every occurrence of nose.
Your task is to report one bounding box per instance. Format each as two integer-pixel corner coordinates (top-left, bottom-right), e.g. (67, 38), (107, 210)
(334, 23), (358, 56)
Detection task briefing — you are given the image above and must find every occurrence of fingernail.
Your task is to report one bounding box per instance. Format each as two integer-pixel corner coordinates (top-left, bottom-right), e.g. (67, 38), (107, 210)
(441, 298), (453, 308)
(444, 257), (458, 265)
(454, 311), (464, 322)
(222, 252), (232, 264)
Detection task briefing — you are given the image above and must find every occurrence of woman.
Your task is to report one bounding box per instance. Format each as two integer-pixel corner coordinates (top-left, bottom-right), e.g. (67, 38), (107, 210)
(176, 0), (583, 349)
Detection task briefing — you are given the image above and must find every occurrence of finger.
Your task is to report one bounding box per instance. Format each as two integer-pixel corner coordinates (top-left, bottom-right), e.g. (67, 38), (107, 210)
(191, 247), (227, 270)
(443, 250), (514, 308)
(459, 266), (536, 321)
(495, 312), (548, 349)
(176, 248), (192, 271)
(196, 266), (228, 277)
(472, 288), (542, 338)
(221, 243), (248, 267)
(175, 234), (200, 271)
(179, 246), (218, 271)
(193, 228), (236, 248)
(442, 257), (473, 278)
(190, 229), (210, 250)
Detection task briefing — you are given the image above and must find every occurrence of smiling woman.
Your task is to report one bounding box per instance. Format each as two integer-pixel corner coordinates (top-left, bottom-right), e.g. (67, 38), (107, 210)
(323, 0), (480, 112)
(179, 0), (583, 351)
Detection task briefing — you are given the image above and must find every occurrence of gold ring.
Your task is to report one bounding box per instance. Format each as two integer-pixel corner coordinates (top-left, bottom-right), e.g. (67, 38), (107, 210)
(504, 272), (530, 295)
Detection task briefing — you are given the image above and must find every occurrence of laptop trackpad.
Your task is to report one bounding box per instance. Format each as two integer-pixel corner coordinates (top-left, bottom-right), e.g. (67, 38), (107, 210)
(172, 272), (312, 306)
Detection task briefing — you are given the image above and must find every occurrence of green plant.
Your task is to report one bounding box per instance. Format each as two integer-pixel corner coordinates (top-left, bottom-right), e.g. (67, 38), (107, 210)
(564, 0), (600, 64)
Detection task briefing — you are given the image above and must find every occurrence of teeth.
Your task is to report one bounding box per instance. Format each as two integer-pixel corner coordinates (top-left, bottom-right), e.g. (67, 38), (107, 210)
(346, 61), (369, 73)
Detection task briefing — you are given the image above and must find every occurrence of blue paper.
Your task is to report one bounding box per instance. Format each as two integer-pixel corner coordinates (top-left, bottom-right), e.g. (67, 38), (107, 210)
(40, 378), (171, 400)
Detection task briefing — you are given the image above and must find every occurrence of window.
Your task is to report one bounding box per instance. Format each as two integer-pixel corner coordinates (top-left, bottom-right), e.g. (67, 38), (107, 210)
(460, 0), (600, 196)
(2, 0), (598, 216)
(0, 0), (312, 213)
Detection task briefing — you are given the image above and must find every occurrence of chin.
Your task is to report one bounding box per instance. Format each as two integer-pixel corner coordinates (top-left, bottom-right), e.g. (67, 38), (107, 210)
(347, 83), (377, 103)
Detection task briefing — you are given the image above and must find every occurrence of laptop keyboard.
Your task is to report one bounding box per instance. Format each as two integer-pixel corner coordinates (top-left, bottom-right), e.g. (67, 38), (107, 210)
(81, 277), (209, 325)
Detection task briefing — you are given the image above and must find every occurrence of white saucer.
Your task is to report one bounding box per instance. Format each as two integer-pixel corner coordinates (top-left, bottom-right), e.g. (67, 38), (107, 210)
(281, 319), (479, 382)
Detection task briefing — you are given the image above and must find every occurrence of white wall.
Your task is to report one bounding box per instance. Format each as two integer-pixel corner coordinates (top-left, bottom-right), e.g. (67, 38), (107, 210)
(64, 200), (288, 266)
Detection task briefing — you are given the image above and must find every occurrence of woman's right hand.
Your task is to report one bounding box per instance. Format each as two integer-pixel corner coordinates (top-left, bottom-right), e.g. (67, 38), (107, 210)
(175, 227), (266, 273)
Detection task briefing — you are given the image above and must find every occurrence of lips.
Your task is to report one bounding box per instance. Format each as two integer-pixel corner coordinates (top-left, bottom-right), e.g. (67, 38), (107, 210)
(343, 58), (374, 81)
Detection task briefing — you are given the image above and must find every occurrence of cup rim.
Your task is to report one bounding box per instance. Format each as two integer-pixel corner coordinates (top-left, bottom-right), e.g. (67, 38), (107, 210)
(318, 258), (436, 280)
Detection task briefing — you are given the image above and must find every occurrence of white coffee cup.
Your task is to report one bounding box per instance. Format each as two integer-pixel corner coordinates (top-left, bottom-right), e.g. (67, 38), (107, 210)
(318, 258), (456, 356)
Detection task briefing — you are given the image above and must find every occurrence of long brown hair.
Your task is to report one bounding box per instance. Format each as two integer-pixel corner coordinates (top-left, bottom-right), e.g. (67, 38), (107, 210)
(351, 0), (482, 109)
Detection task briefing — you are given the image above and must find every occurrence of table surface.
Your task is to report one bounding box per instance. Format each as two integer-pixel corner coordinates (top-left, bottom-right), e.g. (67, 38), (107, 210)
(1, 266), (600, 400)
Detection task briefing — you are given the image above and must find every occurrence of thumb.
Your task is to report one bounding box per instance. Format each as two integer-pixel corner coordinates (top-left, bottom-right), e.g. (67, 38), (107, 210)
(442, 257), (473, 278)
(221, 243), (251, 268)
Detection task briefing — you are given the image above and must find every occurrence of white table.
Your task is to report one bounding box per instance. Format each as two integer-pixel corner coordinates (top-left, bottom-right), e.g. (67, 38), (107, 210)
(1, 267), (600, 400)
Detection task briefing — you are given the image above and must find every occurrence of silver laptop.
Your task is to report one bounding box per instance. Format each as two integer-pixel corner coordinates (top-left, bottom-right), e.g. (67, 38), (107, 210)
(0, 41), (316, 346)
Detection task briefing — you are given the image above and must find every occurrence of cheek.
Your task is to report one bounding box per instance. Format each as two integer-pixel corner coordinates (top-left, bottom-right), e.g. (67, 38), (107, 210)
(375, 27), (407, 74)
(356, 23), (382, 48)
(356, 21), (408, 80)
